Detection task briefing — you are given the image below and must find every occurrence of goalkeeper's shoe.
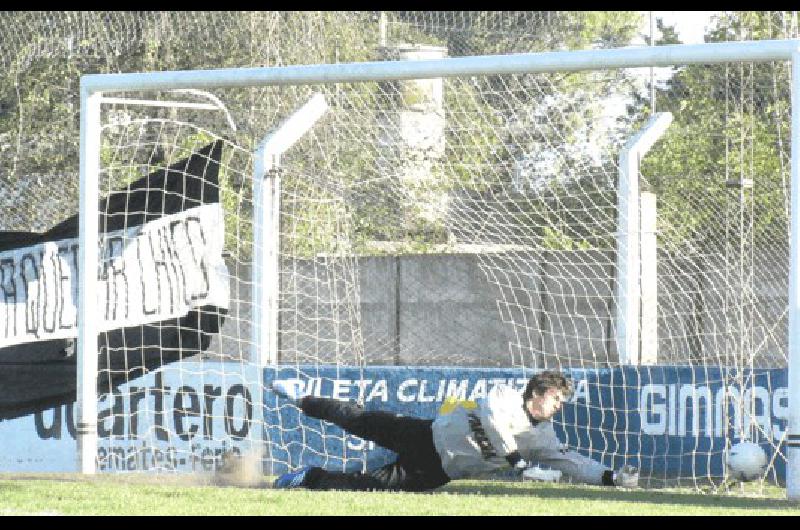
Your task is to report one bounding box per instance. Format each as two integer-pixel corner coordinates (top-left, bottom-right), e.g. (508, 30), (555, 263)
(273, 466), (313, 489)
(269, 380), (308, 404)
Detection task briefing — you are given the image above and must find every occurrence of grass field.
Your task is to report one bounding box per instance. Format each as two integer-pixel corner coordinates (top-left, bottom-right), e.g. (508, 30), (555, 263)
(1, 474), (799, 515)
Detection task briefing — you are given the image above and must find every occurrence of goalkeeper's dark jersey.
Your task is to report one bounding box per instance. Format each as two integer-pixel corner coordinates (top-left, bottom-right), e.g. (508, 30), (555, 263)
(430, 385), (609, 484)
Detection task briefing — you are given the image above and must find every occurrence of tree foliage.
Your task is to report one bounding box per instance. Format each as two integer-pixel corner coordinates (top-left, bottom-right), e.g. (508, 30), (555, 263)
(7, 12), (790, 258)
(639, 11), (793, 252)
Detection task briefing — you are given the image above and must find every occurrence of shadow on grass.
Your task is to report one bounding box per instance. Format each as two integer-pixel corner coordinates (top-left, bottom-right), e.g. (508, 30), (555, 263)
(438, 482), (797, 511)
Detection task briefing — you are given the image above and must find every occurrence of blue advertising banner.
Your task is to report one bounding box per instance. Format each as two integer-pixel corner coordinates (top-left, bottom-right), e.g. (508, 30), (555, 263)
(265, 366), (788, 481)
(0, 362), (787, 481)
(0, 362), (261, 473)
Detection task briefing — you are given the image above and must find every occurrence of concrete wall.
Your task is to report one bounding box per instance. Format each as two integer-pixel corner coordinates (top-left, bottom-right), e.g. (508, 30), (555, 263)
(211, 249), (789, 368)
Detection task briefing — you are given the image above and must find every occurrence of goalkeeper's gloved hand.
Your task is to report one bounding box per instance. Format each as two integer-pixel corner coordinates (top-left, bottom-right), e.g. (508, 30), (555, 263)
(612, 465), (639, 488)
(505, 451), (529, 476)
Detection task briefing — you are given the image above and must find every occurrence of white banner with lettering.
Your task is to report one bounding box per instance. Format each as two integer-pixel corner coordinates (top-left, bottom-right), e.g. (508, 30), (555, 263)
(0, 203), (229, 348)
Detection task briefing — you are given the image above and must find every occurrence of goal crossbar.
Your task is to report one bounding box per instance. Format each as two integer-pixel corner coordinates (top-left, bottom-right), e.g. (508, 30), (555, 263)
(80, 39), (800, 94)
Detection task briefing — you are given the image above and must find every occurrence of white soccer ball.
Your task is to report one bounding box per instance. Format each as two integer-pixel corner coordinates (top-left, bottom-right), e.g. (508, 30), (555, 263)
(726, 441), (767, 482)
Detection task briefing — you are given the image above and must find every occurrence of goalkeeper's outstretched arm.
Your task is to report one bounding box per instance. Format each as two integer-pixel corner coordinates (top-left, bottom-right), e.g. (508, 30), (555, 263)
(528, 425), (638, 487)
(531, 446), (610, 485)
(531, 446), (639, 487)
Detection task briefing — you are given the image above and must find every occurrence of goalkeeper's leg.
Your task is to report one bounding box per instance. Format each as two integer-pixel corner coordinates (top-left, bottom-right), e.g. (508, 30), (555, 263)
(290, 396), (450, 491)
(299, 396), (429, 455)
(301, 460), (449, 492)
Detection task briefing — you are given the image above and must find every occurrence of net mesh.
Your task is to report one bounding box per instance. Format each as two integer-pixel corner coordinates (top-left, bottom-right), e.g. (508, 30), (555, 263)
(0, 10), (798, 489)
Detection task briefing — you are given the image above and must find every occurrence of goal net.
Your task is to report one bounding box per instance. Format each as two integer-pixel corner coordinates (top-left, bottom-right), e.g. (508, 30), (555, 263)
(82, 52), (793, 489)
(0, 11), (797, 494)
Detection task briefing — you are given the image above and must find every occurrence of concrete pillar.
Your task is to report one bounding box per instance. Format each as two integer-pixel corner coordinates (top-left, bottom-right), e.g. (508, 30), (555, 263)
(377, 44), (448, 230)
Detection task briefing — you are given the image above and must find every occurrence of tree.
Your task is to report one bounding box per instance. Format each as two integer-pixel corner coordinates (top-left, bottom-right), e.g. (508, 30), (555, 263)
(0, 11), (382, 253)
(0, 12), (646, 255)
(639, 11), (793, 252)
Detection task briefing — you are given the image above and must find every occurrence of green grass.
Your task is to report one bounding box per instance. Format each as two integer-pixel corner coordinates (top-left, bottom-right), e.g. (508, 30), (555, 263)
(0, 474), (799, 515)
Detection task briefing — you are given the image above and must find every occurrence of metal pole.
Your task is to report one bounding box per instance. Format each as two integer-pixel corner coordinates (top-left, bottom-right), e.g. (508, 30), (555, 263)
(616, 147), (640, 365)
(251, 150), (279, 367)
(650, 11), (656, 112)
(251, 94), (328, 367)
(379, 12), (387, 48)
(616, 112), (672, 365)
(81, 40), (800, 94)
(77, 88), (102, 474)
(787, 49), (800, 501)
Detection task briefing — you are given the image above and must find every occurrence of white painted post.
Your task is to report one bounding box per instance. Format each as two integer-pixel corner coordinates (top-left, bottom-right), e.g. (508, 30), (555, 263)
(252, 150), (280, 367)
(640, 191), (658, 364)
(77, 88), (102, 474)
(787, 50), (800, 502)
(616, 112), (672, 365)
(251, 93), (329, 367)
(617, 144), (639, 366)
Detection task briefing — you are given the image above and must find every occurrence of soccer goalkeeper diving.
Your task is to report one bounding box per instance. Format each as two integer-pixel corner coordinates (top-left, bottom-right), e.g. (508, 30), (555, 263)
(270, 370), (638, 491)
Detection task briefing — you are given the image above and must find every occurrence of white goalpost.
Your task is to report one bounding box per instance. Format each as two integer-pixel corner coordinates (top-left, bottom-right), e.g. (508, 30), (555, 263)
(75, 89), (244, 474)
(789, 49), (800, 499)
(75, 38), (800, 499)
